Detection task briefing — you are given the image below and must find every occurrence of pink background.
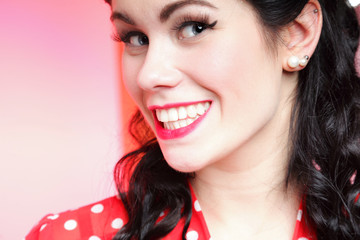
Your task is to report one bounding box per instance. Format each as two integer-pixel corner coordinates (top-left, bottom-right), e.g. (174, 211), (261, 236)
(0, 0), (130, 239)
(0, 1), (359, 240)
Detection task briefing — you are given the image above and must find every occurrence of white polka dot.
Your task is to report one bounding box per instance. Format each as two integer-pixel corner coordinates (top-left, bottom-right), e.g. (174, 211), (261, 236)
(64, 219), (77, 231)
(194, 200), (201, 212)
(297, 209), (303, 221)
(186, 230), (199, 240)
(91, 204), (104, 214)
(47, 214), (59, 220)
(89, 236), (101, 240)
(298, 238), (309, 240)
(40, 224), (47, 231)
(111, 218), (123, 229)
(160, 211), (165, 217)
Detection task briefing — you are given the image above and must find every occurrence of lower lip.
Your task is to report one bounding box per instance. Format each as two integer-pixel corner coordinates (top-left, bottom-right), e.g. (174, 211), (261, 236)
(153, 105), (211, 140)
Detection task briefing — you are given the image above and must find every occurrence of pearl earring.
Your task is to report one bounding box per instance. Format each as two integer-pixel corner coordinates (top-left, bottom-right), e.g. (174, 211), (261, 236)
(299, 55), (310, 67)
(287, 55), (310, 68)
(288, 56), (300, 68)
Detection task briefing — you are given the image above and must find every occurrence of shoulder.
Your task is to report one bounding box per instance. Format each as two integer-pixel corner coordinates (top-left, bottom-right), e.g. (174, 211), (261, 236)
(25, 196), (128, 240)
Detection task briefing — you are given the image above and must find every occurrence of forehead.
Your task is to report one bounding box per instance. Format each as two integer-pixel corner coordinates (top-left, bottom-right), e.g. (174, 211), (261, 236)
(112, 0), (218, 11)
(111, 0), (241, 24)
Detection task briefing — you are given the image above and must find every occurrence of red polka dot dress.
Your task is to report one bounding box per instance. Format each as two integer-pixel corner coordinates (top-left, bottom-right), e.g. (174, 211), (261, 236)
(25, 185), (316, 240)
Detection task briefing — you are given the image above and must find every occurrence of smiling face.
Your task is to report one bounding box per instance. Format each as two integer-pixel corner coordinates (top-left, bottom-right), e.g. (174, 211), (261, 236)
(112, 0), (296, 172)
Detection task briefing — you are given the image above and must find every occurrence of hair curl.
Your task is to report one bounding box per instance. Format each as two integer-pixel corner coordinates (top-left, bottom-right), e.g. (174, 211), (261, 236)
(106, 0), (360, 239)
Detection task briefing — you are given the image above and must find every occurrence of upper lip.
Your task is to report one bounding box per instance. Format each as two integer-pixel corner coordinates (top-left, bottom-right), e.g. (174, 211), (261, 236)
(148, 100), (211, 111)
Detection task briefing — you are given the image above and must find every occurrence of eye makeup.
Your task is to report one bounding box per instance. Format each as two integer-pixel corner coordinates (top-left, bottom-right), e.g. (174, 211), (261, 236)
(111, 12), (217, 46)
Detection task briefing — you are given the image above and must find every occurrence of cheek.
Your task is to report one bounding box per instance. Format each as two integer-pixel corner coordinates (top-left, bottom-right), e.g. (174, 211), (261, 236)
(183, 27), (276, 97)
(122, 54), (157, 130)
(122, 55), (144, 104)
(181, 24), (282, 126)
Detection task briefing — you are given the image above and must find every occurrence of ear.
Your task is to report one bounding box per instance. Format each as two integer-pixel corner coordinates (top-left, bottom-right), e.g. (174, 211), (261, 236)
(280, 0), (323, 72)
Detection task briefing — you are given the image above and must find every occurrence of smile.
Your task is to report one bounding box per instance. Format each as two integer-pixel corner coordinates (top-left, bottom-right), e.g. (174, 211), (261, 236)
(156, 102), (210, 130)
(151, 101), (211, 139)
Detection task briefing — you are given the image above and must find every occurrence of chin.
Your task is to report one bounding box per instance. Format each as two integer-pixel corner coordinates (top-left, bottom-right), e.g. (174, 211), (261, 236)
(164, 156), (206, 173)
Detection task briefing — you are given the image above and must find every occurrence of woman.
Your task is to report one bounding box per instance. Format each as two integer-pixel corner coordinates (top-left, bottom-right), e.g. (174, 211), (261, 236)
(26, 0), (360, 239)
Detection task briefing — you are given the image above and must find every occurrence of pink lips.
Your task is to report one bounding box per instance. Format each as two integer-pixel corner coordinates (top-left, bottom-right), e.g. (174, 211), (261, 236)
(150, 101), (211, 140)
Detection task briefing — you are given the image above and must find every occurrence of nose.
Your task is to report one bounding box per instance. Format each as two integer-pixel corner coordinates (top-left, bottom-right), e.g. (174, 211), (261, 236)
(137, 41), (182, 91)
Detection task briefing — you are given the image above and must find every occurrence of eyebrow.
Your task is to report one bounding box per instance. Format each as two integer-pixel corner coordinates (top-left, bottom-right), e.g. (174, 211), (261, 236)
(160, 0), (217, 22)
(110, 11), (135, 25)
(111, 0), (217, 25)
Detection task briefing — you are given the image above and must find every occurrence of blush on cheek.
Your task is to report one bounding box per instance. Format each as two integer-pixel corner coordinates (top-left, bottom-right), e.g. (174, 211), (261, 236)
(186, 30), (262, 91)
(122, 58), (144, 100)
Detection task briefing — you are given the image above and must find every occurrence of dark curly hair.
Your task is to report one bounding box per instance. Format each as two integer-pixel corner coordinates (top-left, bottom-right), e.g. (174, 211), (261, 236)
(105, 0), (360, 239)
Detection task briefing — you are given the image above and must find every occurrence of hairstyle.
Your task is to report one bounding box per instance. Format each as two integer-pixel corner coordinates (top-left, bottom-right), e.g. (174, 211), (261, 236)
(105, 0), (360, 239)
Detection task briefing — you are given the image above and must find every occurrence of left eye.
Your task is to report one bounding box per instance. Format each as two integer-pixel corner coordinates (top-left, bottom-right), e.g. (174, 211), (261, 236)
(129, 33), (149, 46)
(179, 23), (207, 39)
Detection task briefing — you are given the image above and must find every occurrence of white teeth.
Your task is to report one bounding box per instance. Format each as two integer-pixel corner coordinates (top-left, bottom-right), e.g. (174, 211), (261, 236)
(204, 102), (210, 110)
(186, 105), (197, 118)
(155, 102), (211, 130)
(186, 118), (195, 125)
(168, 108), (178, 122)
(179, 119), (187, 127)
(159, 109), (169, 123)
(166, 120), (187, 130)
(196, 103), (205, 115)
(156, 109), (161, 121)
(178, 106), (187, 120)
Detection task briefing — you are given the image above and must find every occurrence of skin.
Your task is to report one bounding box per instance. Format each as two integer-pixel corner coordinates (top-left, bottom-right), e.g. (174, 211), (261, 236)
(111, 0), (322, 239)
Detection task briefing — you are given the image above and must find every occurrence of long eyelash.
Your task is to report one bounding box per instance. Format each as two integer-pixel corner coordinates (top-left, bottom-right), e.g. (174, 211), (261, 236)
(172, 13), (217, 31)
(111, 14), (216, 43)
(111, 32), (123, 42)
(111, 31), (139, 43)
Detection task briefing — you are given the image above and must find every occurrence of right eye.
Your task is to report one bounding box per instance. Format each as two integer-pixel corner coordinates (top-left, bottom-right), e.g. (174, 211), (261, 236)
(178, 22), (209, 40)
(122, 32), (149, 47)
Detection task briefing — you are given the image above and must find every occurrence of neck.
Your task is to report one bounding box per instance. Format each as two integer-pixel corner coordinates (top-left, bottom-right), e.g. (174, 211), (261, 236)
(191, 143), (298, 212)
(191, 170), (301, 239)
(190, 133), (301, 239)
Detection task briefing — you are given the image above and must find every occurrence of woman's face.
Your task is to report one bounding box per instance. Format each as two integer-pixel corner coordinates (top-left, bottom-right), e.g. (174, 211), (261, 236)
(112, 0), (293, 172)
